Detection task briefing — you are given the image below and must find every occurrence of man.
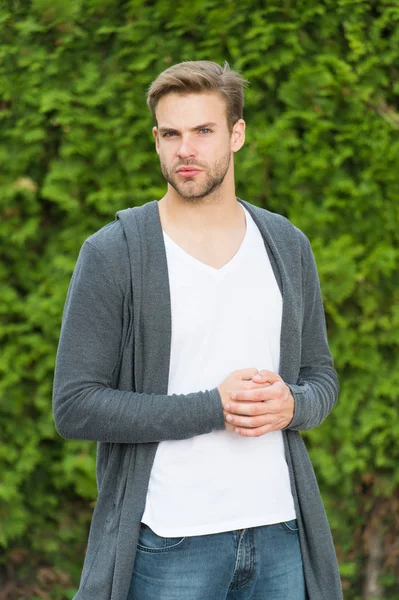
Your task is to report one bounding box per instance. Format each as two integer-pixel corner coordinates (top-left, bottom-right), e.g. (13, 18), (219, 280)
(53, 61), (342, 600)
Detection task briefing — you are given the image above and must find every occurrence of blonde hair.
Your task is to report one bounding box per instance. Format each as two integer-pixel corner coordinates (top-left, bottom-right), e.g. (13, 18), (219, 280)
(147, 60), (248, 130)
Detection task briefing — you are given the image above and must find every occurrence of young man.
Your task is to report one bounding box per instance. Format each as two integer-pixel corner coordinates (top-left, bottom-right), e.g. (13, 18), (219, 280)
(53, 61), (342, 600)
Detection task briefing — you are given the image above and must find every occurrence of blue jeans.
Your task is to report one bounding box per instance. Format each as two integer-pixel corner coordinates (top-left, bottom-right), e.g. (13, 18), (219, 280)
(127, 520), (305, 599)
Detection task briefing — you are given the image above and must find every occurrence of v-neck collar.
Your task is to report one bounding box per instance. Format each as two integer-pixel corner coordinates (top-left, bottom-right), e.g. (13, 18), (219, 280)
(161, 205), (249, 276)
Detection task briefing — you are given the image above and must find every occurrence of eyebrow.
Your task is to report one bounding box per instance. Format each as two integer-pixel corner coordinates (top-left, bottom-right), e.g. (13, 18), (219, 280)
(158, 122), (218, 135)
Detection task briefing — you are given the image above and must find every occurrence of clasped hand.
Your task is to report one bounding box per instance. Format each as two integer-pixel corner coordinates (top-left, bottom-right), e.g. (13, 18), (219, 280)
(218, 368), (294, 437)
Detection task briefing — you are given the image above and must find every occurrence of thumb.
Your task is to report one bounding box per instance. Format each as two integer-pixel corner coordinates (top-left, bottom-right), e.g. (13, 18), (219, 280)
(252, 369), (281, 383)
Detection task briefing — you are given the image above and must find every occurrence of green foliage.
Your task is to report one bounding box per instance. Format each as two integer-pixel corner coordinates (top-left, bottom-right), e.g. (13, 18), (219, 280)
(1, 0), (398, 597)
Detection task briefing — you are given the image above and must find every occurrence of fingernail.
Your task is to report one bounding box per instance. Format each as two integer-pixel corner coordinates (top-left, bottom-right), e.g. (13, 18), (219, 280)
(226, 415), (233, 422)
(225, 403), (230, 410)
(231, 393), (236, 400)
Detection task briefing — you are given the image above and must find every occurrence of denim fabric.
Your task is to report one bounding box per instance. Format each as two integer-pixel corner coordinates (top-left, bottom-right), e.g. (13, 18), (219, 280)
(127, 520), (305, 600)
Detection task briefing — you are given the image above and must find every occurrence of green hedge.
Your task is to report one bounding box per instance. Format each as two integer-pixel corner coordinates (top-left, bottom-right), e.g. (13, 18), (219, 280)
(1, 0), (398, 597)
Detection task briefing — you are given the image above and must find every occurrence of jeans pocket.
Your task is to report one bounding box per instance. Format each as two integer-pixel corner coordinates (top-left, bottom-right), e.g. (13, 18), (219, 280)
(280, 519), (299, 533)
(137, 524), (186, 553)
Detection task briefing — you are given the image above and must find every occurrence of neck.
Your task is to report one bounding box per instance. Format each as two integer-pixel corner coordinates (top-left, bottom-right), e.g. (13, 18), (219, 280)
(158, 171), (242, 233)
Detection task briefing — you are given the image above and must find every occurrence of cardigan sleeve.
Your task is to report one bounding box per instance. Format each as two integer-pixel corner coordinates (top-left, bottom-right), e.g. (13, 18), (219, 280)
(285, 233), (340, 430)
(52, 240), (225, 444)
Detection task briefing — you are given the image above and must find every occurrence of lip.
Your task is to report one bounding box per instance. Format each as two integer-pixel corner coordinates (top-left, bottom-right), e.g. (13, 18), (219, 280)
(176, 168), (202, 178)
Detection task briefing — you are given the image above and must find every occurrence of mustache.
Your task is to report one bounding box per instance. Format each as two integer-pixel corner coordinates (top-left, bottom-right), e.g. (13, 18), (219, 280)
(174, 160), (207, 170)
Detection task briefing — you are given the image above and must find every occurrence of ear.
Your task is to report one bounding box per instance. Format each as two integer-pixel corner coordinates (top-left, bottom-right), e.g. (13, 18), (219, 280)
(153, 126), (160, 155)
(231, 119), (246, 153)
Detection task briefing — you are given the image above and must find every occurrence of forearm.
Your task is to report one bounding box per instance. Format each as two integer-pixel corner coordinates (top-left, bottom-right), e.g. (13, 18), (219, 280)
(53, 382), (225, 443)
(286, 364), (339, 431)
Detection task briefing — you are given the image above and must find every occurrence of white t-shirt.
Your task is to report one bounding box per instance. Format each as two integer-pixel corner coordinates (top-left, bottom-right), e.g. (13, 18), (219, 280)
(141, 206), (296, 536)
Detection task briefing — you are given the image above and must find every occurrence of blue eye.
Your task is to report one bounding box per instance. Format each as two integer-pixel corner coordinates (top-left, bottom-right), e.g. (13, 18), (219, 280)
(164, 131), (177, 137)
(199, 128), (211, 134)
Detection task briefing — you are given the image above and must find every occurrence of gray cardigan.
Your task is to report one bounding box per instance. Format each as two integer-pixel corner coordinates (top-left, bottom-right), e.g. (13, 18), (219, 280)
(53, 199), (343, 600)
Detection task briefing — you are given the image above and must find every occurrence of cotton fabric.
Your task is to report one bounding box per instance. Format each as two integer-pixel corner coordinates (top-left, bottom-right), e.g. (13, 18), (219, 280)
(142, 206), (295, 537)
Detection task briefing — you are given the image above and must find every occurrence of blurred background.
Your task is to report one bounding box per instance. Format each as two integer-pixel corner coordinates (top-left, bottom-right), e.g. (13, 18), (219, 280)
(0, 0), (398, 598)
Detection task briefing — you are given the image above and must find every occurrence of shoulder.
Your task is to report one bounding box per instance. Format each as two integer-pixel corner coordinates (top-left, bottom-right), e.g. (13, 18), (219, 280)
(85, 202), (154, 252)
(85, 219), (127, 256)
(76, 219), (131, 291)
(240, 199), (311, 253)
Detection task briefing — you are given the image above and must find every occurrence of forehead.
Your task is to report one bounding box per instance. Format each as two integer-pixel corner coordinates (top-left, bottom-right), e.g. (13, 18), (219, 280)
(155, 92), (228, 129)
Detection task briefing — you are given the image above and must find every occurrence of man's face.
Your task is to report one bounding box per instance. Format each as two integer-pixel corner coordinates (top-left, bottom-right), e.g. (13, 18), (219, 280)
(153, 93), (243, 201)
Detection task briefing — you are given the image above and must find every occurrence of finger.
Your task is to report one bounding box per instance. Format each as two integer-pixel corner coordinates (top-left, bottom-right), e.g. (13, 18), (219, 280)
(232, 381), (283, 402)
(225, 401), (270, 417)
(239, 380), (280, 393)
(224, 420), (236, 434)
(225, 413), (270, 429)
(235, 424), (273, 437)
(252, 369), (281, 383)
(235, 368), (259, 381)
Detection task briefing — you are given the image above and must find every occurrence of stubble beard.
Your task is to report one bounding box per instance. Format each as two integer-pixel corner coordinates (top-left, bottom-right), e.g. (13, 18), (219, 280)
(160, 151), (231, 203)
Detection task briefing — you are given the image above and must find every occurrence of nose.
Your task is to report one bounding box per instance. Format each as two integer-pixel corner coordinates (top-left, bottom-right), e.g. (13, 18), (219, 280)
(176, 135), (196, 159)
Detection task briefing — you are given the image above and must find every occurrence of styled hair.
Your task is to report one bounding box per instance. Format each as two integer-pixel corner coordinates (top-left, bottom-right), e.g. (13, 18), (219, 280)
(147, 60), (248, 130)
